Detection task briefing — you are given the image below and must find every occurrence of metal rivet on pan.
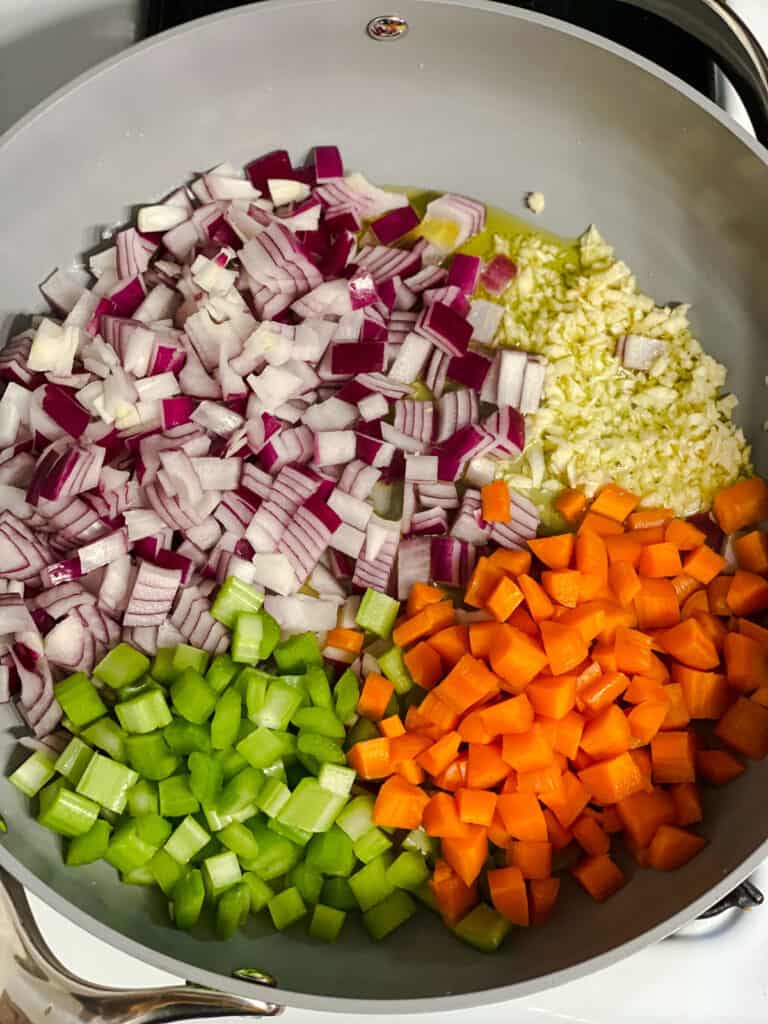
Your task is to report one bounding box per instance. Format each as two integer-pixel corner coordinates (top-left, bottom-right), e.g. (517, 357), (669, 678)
(367, 15), (409, 41)
(233, 967), (277, 985)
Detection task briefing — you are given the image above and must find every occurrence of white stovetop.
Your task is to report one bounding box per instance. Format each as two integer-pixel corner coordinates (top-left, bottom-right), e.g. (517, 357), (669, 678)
(5, 1), (768, 1020)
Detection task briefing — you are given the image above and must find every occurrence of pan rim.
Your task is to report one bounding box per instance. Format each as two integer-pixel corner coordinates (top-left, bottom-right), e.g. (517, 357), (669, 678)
(1, 0), (767, 1012)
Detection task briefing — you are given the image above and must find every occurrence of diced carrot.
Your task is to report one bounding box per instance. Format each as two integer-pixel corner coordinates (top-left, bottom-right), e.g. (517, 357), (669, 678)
(430, 859), (478, 926)
(540, 770), (592, 828)
(487, 809), (513, 848)
(572, 854), (626, 902)
(442, 824), (488, 887)
(397, 760), (426, 786)
(424, 601), (455, 634)
(614, 626), (654, 675)
(488, 548), (533, 577)
(379, 714), (405, 738)
(466, 742), (510, 789)
(727, 569), (768, 616)
(543, 807), (573, 850)
(347, 737), (392, 779)
(628, 525), (667, 546)
(507, 839), (553, 879)
(372, 774), (430, 829)
(457, 707), (495, 745)
(403, 641), (443, 690)
(552, 710), (585, 760)
(724, 632), (768, 693)
(468, 621), (500, 659)
(428, 625), (469, 666)
(464, 557), (505, 609)
(617, 788), (677, 848)
(572, 813), (610, 856)
(496, 792), (548, 841)
(528, 534), (575, 571)
(708, 575), (732, 616)
(575, 530), (609, 581)
(578, 671), (630, 715)
(674, 573), (704, 605)
(713, 476), (768, 534)
(326, 627), (364, 653)
(403, 704), (443, 740)
(456, 787), (497, 827)
(357, 672), (396, 721)
(580, 704), (632, 760)
(693, 609), (729, 651)
(571, 749), (594, 772)
(481, 479), (511, 522)
(489, 624), (549, 693)
(734, 530), (768, 575)
(590, 483), (640, 523)
(555, 488), (587, 524)
(423, 792), (469, 838)
(578, 752), (647, 805)
(670, 782), (703, 826)
(696, 748), (745, 784)
(665, 518), (706, 550)
(527, 675), (577, 720)
(609, 561), (642, 607)
(634, 578), (680, 629)
(541, 569), (582, 608)
(517, 759), (565, 796)
(517, 574), (555, 622)
(485, 575), (525, 623)
(661, 683), (690, 730)
(627, 700), (669, 745)
(670, 665), (731, 719)
(433, 753), (468, 792)
(488, 865), (529, 925)
(592, 804), (624, 834)
(434, 654), (501, 714)
(627, 507), (674, 530)
(579, 512), (625, 537)
(507, 605), (540, 637)
(630, 747), (654, 787)
(624, 675), (670, 704)
(657, 618), (719, 671)
(555, 604), (607, 645)
(647, 825), (706, 870)
(529, 877), (560, 925)
(390, 734), (432, 766)
(639, 542), (682, 579)
(715, 696), (768, 759)
(479, 694), (535, 738)
(407, 582), (446, 617)
(737, 617), (768, 650)
(501, 724), (555, 774)
(753, 687), (768, 708)
(624, 834), (651, 868)
(392, 610), (432, 648)
(417, 730), (462, 777)
(680, 589), (709, 620)
(683, 545), (727, 585)
(605, 534), (643, 568)
(538, 620), (589, 676)
(578, 573), (614, 603)
(651, 730), (696, 783)
(418, 691), (460, 732)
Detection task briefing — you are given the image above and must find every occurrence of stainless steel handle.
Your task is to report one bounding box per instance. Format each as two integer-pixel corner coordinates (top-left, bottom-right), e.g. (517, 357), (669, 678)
(0, 868), (281, 1024)
(618, 0), (768, 146)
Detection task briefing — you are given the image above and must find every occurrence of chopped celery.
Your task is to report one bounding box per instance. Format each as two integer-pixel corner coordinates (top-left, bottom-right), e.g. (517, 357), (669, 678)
(309, 903), (346, 941)
(105, 820), (157, 873)
(289, 862), (324, 904)
(205, 653), (238, 694)
(256, 679), (305, 730)
(211, 577), (264, 629)
(268, 817), (312, 846)
(231, 612), (264, 664)
(242, 871), (274, 913)
(115, 687), (173, 735)
(317, 763), (355, 796)
(125, 732), (179, 781)
(236, 727), (285, 770)
(217, 766), (263, 817)
(363, 889), (416, 940)
(321, 877), (358, 911)
(296, 732), (347, 766)
(170, 669), (217, 725)
(349, 854), (394, 911)
(94, 643), (149, 689)
(336, 795), (376, 842)
(210, 687), (241, 750)
(158, 775), (199, 818)
(386, 851), (430, 891)
(165, 815), (210, 864)
(202, 850), (242, 901)
(219, 747), (248, 781)
(268, 886), (306, 930)
(9, 751), (55, 797)
(126, 779), (159, 817)
(66, 819), (112, 866)
(136, 813), (172, 847)
(305, 826), (356, 877)
(122, 862), (156, 886)
(150, 849), (186, 895)
(163, 720), (211, 755)
(354, 827), (392, 865)
(241, 668), (270, 721)
(203, 799), (258, 833)
(242, 821), (302, 880)
(355, 589), (400, 638)
(402, 827), (438, 860)
(344, 718), (379, 749)
(256, 610), (280, 660)
(273, 632), (322, 673)
(172, 868), (205, 930)
(54, 737), (93, 785)
(53, 672), (107, 728)
(276, 778), (347, 833)
(270, 730), (297, 762)
(76, 753), (138, 814)
(218, 820), (261, 861)
(188, 751), (223, 807)
(334, 669), (360, 725)
(257, 777), (291, 818)
(216, 880), (251, 938)
(171, 644), (209, 676)
(150, 647), (177, 684)
(413, 880), (439, 913)
(453, 903), (511, 952)
(304, 666), (333, 709)
(377, 645), (414, 695)
(81, 718), (127, 762)
(291, 706), (345, 738)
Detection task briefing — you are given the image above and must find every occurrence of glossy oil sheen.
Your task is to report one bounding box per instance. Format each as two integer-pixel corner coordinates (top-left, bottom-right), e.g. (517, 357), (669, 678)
(0, 0), (767, 1013)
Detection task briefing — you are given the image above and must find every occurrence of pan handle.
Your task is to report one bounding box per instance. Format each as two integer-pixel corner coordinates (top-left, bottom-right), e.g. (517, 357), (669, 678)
(617, 0), (768, 146)
(0, 868), (281, 1024)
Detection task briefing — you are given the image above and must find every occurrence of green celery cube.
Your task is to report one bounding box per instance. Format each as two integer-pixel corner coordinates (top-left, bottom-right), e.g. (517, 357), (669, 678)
(289, 862), (324, 904)
(317, 763), (355, 796)
(453, 903), (511, 952)
(53, 672), (106, 727)
(136, 813), (172, 847)
(217, 766), (263, 817)
(242, 872), (273, 913)
(171, 644), (209, 676)
(256, 777), (291, 818)
(54, 737), (93, 785)
(76, 753), (138, 813)
(336, 795), (376, 841)
(205, 653), (239, 694)
(170, 669), (217, 724)
(163, 721), (211, 755)
(125, 732), (179, 781)
(126, 779), (159, 817)
(149, 849), (185, 896)
(38, 782), (99, 838)
(9, 751), (55, 797)
(165, 816), (210, 864)
(150, 647), (177, 684)
(309, 903), (346, 941)
(355, 589), (400, 638)
(349, 853), (394, 911)
(305, 826), (356, 877)
(66, 820), (112, 866)
(377, 646), (414, 694)
(202, 850), (241, 900)
(362, 889), (416, 940)
(386, 851), (430, 891)
(291, 706), (345, 738)
(321, 877), (358, 911)
(216, 880), (251, 939)
(243, 821), (302, 881)
(172, 868), (205, 930)
(218, 820), (261, 861)
(273, 632), (322, 673)
(94, 644), (150, 689)
(236, 726), (284, 770)
(210, 577), (264, 629)
(81, 718), (127, 762)
(353, 827), (392, 865)
(276, 778), (347, 833)
(158, 775), (199, 818)
(268, 886), (306, 930)
(256, 680), (304, 730)
(268, 817), (312, 847)
(304, 666), (333, 709)
(334, 668), (360, 726)
(115, 688), (173, 734)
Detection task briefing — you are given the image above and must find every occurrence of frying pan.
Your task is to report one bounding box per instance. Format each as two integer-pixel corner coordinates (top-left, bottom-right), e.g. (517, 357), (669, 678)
(1, 0), (768, 1018)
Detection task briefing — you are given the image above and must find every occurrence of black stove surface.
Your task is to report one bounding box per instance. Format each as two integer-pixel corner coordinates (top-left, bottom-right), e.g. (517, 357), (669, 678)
(142, 0), (718, 102)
